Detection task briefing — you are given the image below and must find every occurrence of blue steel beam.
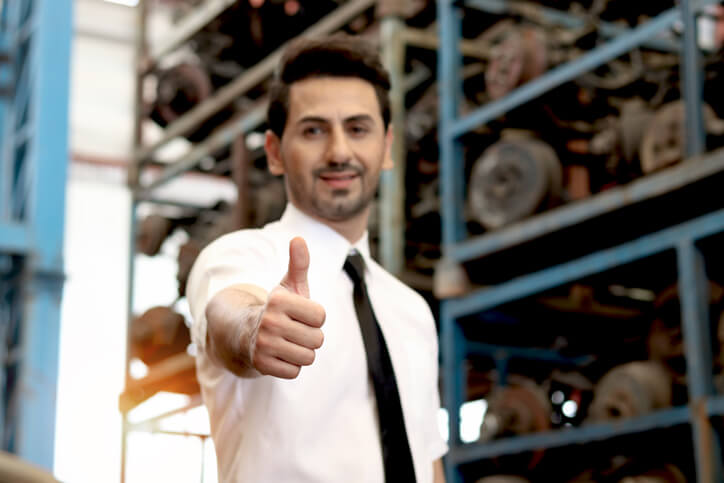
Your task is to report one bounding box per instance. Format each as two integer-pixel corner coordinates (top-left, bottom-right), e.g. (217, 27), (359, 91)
(451, 147), (724, 263)
(440, 300), (466, 483)
(447, 208), (724, 319)
(0, 221), (29, 254)
(437, 0), (466, 250)
(706, 395), (724, 416)
(12, 0), (72, 470)
(449, 8), (680, 139)
(677, 241), (722, 482)
(438, 2), (466, 482)
(449, 405), (691, 464)
(466, 340), (593, 366)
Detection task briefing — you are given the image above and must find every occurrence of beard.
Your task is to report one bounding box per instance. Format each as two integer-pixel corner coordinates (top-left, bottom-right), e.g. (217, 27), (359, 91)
(287, 162), (379, 222)
(310, 186), (372, 221)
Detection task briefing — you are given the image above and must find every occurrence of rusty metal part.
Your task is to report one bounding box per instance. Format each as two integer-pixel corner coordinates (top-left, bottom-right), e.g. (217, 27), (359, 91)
(130, 306), (191, 366)
(640, 100), (724, 173)
(646, 318), (685, 384)
(618, 464), (687, 483)
(376, 0), (422, 18)
(480, 380), (551, 441)
(119, 352), (198, 414)
(433, 257), (471, 299)
(469, 137), (562, 230)
(619, 99), (655, 162)
(539, 284), (642, 319)
(177, 239), (202, 298)
(231, 134), (251, 230)
(485, 26), (548, 100)
(476, 477), (530, 483)
(565, 165), (591, 201)
(136, 214), (174, 256)
(0, 451), (60, 483)
(401, 27), (490, 60)
(587, 361), (672, 422)
(589, 100), (654, 161)
(155, 62), (213, 125)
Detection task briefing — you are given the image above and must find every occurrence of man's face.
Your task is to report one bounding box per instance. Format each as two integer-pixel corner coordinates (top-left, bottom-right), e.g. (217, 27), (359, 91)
(265, 76), (393, 222)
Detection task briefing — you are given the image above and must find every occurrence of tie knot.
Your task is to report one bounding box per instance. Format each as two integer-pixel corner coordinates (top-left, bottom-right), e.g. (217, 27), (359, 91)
(343, 251), (366, 284)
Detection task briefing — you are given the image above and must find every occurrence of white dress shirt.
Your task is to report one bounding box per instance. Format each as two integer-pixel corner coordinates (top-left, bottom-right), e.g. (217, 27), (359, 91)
(187, 203), (448, 483)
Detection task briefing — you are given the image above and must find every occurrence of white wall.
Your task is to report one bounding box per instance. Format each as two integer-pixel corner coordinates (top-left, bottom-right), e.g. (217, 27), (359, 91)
(56, 1), (227, 481)
(56, 169), (130, 483)
(71, 0), (136, 159)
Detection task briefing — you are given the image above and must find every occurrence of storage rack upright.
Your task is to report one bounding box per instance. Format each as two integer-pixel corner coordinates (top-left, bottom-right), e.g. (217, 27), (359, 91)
(0, 0), (72, 471)
(436, 1), (724, 482)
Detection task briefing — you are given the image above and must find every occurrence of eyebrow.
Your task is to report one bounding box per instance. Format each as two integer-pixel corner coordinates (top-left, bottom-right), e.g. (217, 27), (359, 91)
(297, 114), (376, 125)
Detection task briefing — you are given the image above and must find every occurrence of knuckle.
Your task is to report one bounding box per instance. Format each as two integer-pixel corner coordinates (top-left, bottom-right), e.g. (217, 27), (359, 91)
(254, 357), (269, 375)
(260, 313), (285, 335)
(267, 288), (287, 308)
(254, 333), (273, 354)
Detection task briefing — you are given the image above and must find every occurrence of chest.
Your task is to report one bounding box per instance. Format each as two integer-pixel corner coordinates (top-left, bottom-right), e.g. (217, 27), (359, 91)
(306, 271), (434, 405)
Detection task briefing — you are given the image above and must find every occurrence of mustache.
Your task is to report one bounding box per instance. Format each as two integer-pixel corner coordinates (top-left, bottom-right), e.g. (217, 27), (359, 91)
(313, 164), (364, 177)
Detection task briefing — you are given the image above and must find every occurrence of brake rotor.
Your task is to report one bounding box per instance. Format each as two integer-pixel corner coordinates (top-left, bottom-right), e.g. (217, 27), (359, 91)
(486, 26), (547, 100)
(639, 100), (719, 173)
(469, 138), (561, 230)
(587, 361), (672, 422)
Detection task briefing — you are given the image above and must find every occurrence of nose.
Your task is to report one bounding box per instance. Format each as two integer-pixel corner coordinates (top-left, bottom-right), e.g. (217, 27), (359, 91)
(326, 125), (353, 165)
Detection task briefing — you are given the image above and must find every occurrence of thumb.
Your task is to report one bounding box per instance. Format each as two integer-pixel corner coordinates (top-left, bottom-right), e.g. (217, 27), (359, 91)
(280, 237), (310, 298)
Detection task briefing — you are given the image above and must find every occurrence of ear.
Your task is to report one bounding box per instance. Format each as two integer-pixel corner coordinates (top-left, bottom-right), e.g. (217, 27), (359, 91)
(265, 130), (285, 175)
(382, 126), (394, 171)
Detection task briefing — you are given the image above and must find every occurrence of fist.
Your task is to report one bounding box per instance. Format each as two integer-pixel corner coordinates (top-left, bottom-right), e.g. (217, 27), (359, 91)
(252, 237), (326, 379)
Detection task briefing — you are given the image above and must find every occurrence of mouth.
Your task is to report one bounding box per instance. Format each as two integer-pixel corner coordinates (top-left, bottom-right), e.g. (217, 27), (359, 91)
(318, 171), (360, 189)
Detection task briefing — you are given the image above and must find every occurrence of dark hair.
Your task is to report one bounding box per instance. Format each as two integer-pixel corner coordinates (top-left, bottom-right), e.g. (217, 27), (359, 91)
(267, 33), (391, 138)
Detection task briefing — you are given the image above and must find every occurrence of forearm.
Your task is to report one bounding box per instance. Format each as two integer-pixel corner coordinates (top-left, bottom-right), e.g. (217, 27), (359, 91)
(205, 284), (268, 376)
(433, 458), (445, 483)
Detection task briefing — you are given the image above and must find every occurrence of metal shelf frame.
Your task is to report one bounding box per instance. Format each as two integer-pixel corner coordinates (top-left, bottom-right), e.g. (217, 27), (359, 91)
(0, 0), (72, 471)
(436, 1), (724, 481)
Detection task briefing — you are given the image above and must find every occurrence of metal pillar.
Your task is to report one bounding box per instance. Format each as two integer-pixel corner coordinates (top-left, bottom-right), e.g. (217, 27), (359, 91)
(0, 0), (72, 471)
(679, 0), (706, 157)
(677, 240), (722, 482)
(380, 12), (406, 276)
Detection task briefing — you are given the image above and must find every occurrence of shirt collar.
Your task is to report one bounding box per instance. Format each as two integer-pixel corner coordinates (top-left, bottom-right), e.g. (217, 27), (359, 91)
(279, 203), (372, 274)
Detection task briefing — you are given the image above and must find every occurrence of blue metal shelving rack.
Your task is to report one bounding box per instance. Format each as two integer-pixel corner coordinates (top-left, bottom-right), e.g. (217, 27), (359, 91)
(437, 1), (724, 481)
(0, 0), (72, 471)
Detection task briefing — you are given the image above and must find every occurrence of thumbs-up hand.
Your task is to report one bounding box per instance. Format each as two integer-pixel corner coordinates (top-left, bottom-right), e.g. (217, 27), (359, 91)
(252, 237), (326, 379)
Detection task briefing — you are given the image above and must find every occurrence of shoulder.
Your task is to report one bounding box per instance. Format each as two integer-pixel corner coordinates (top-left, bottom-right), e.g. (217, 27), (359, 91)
(186, 223), (285, 301)
(194, 222), (283, 267)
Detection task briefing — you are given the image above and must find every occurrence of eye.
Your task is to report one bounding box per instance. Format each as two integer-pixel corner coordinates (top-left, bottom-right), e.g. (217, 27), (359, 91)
(348, 124), (370, 137)
(302, 125), (325, 137)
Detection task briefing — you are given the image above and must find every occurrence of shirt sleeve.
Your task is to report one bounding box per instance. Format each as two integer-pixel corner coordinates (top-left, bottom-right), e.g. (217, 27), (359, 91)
(186, 229), (278, 354)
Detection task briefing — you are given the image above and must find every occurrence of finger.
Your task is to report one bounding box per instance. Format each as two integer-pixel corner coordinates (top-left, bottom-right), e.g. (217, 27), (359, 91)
(254, 354), (301, 379)
(267, 289), (325, 328)
(280, 237), (310, 298)
(272, 339), (317, 367)
(283, 323), (324, 350)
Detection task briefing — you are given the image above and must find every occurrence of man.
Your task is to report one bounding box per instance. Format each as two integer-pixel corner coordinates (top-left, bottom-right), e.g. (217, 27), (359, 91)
(187, 34), (447, 483)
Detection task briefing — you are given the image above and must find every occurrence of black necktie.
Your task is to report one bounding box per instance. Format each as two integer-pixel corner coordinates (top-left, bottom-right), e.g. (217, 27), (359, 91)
(343, 251), (417, 483)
